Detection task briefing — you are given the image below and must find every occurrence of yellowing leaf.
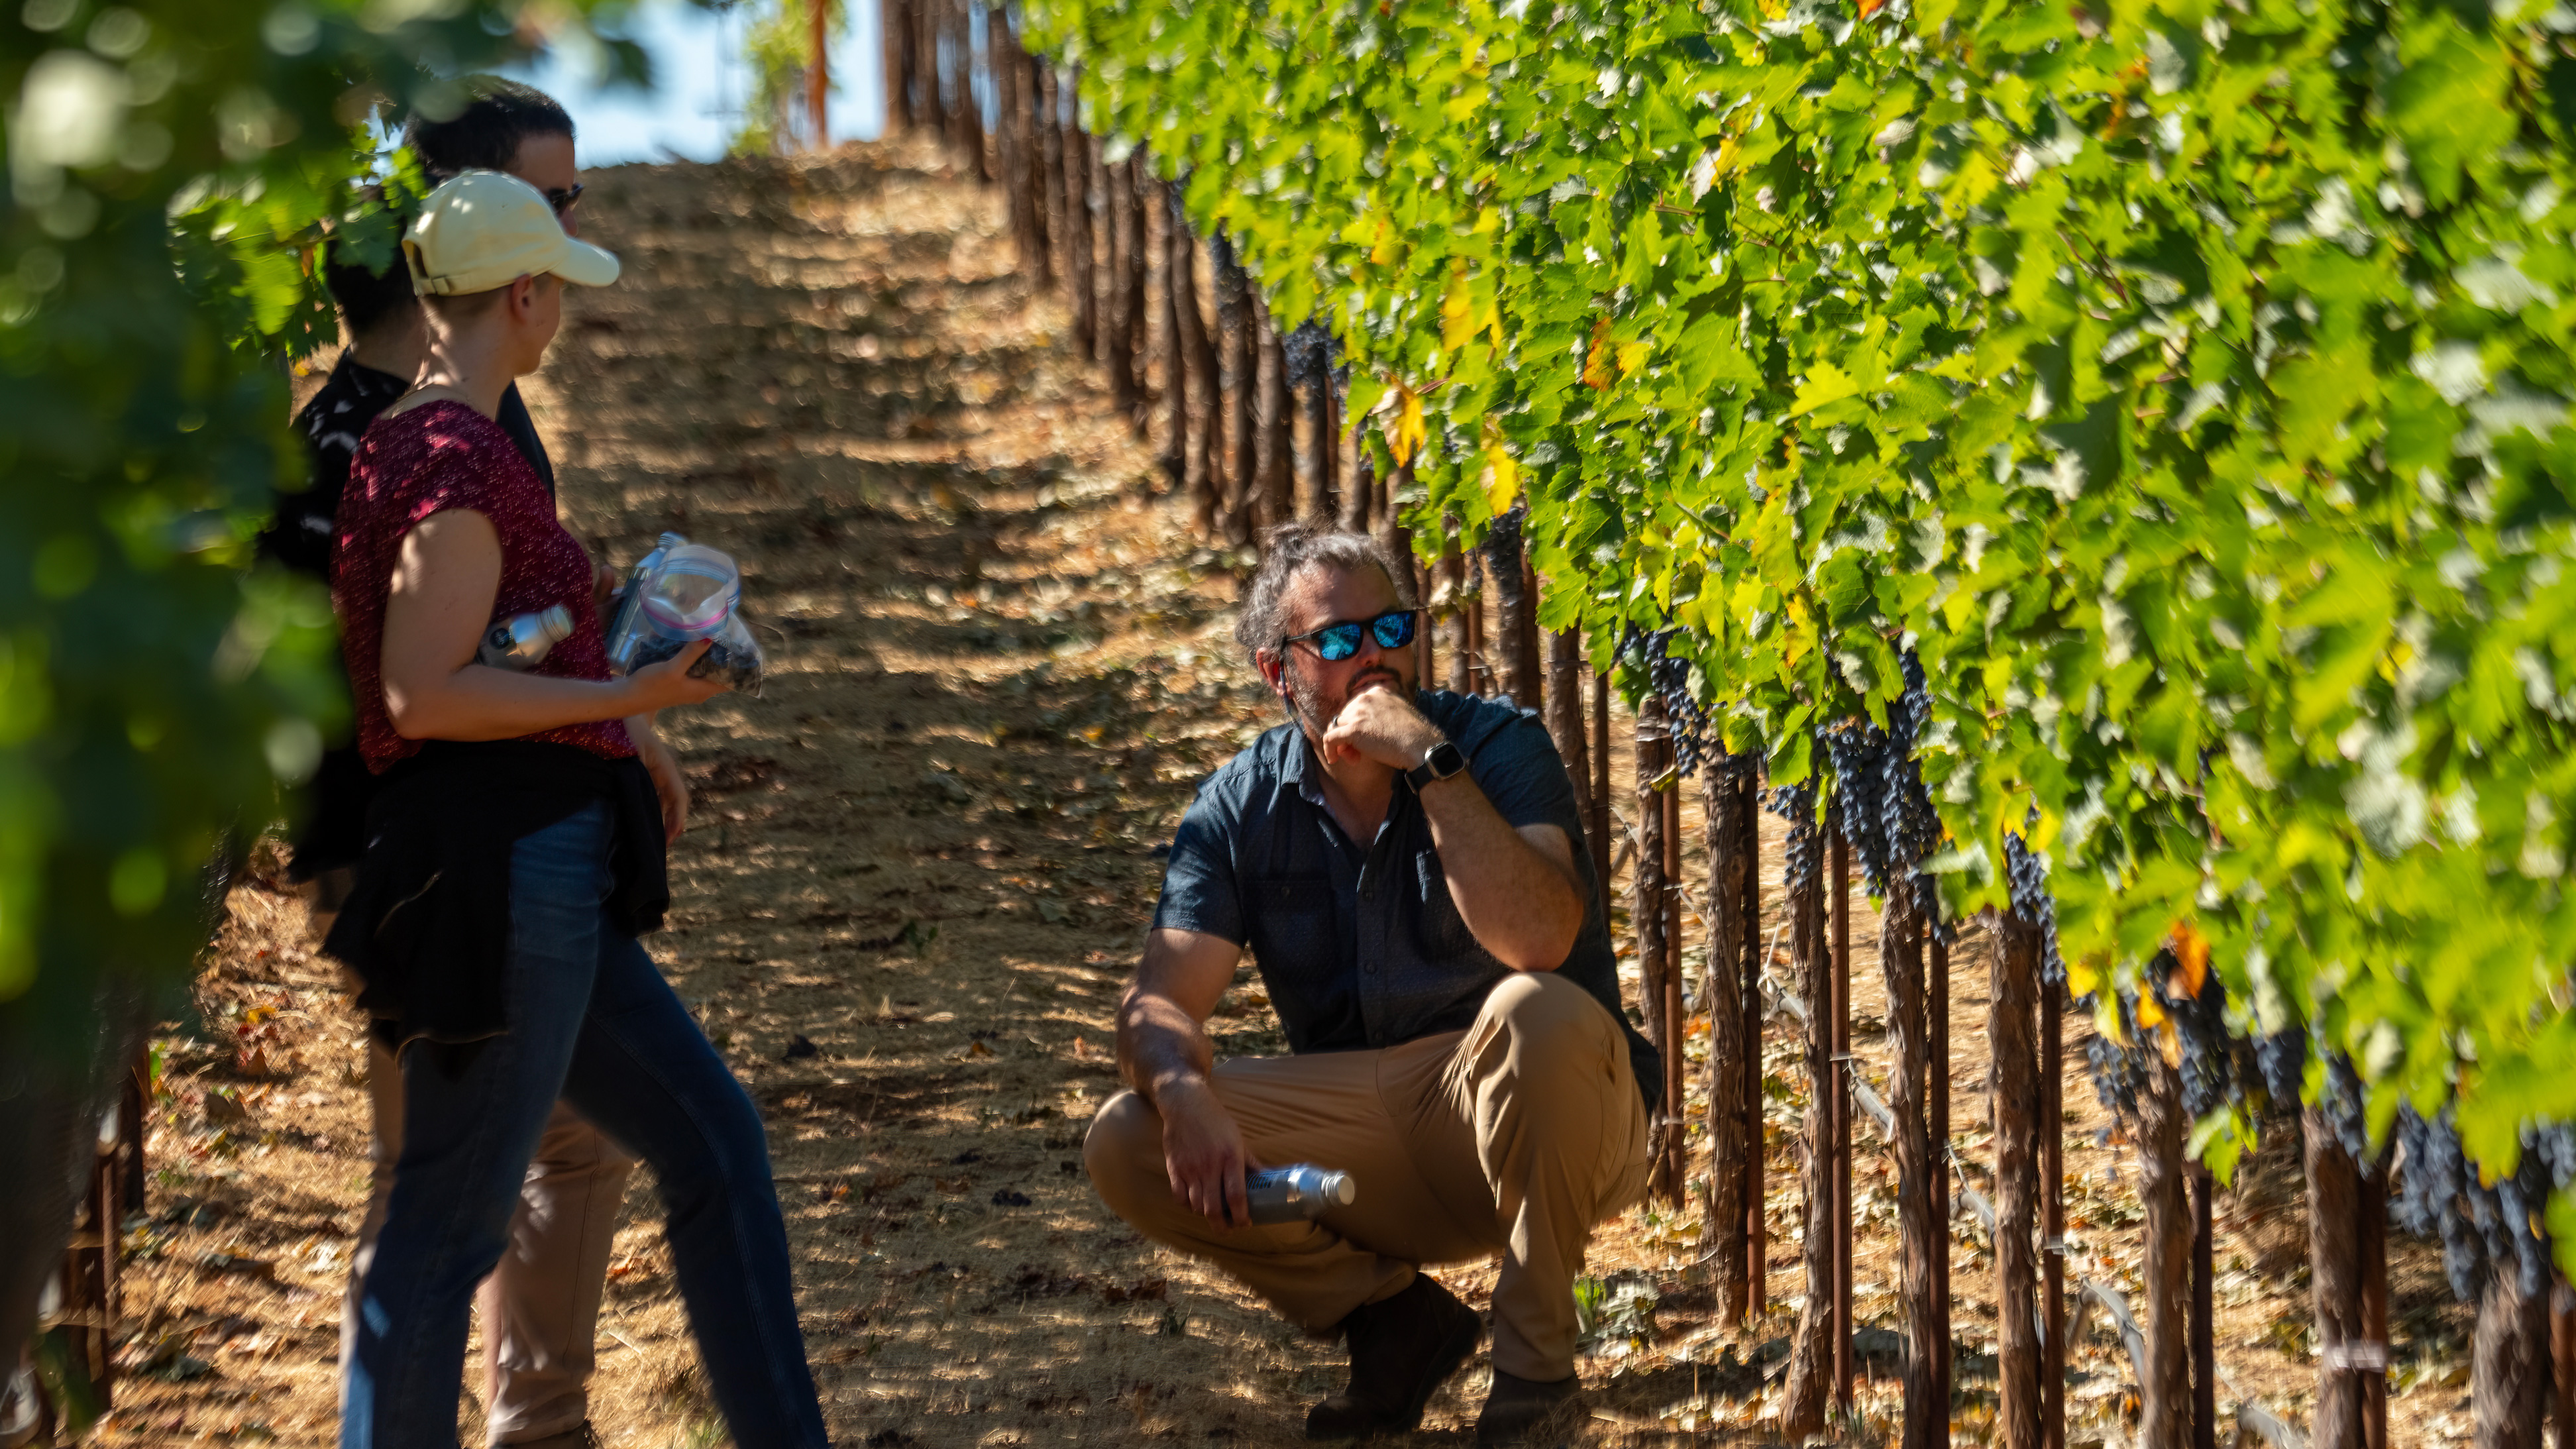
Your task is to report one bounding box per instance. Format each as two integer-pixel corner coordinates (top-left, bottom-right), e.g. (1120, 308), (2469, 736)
(2135, 991), (2168, 1030)
(1484, 441), (1520, 515)
(1583, 316), (1617, 390)
(1369, 218), (1398, 267)
(1616, 340), (1651, 376)
(1384, 380), (1426, 466)
(1788, 360), (1863, 417)
(1442, 262), (1476, 352)
(2065, 953), (2106, 1000)
(2167, 919), (2210, 998)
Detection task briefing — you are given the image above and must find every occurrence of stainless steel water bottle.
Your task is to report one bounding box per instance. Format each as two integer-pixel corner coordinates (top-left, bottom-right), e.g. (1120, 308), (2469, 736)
(1244, 1164), (1356, 1224)
(476, 605), (574, 671)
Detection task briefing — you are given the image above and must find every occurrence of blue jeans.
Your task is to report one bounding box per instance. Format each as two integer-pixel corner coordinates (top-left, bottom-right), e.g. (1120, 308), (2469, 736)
(344, 804), (826, 1449)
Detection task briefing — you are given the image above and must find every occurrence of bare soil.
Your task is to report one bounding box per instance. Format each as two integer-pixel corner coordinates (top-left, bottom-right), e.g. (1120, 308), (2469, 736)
(95, 138), (2475, 1449)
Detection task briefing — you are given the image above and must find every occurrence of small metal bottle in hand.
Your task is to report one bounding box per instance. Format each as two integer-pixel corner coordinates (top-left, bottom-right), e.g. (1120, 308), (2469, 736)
(1244, 1165), (1356, 1224)
(478, 606), (574, 671)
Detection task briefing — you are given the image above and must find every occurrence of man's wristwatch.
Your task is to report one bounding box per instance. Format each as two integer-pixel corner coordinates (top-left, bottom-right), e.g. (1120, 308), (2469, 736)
(1405, 739), (1468, 792)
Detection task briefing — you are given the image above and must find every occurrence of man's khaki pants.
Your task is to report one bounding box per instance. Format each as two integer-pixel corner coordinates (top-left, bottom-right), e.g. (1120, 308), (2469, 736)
(344, 1042), (635, 1445)
(1086, 972), (1650, 1382)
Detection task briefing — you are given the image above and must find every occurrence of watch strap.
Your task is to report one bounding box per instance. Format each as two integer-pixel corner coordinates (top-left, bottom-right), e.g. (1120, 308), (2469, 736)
(1405, 739), (1467, 791)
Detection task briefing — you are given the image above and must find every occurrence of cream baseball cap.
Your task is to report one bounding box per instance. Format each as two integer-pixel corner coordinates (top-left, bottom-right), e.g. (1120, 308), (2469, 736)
(403, 169), (621, 297)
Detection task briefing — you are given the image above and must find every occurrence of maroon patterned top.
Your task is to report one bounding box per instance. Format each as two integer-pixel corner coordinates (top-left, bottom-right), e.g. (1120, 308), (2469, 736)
(334, 400), (633, 773)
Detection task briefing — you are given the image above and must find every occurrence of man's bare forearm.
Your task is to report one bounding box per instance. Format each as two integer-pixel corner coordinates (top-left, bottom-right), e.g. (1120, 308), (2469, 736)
(1417, 777), (1583, 969)
(1116, 987), (1217, 1102)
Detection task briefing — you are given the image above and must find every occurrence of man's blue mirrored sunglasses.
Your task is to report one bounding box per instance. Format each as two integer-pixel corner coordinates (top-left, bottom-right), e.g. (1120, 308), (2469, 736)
(1282, 609), (1419, 663)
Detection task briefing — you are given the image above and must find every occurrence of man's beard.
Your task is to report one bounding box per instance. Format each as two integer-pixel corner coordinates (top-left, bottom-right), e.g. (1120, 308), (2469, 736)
(1284, 659), (1409, 734)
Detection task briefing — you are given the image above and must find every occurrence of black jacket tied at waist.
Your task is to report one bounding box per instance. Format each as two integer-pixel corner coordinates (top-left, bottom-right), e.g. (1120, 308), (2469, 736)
(323, 740), (667, 1049)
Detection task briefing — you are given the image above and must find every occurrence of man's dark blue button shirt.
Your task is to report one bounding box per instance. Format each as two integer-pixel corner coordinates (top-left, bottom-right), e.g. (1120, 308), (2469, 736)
(1152, 689), (1661, 1110)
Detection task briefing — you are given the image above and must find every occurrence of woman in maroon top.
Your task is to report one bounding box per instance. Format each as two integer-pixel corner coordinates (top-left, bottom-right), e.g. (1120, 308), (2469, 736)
(327, 172), (828, 1449)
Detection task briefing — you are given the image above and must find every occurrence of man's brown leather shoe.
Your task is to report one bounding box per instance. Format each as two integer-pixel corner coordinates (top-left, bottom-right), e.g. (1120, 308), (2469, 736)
(1473, 1369), (1583, 1446)
(1304, 1275), (1483, 1440)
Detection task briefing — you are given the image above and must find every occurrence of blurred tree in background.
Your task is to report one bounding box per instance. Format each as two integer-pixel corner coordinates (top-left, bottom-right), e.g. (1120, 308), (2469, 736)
(1, 0), (659, 1375)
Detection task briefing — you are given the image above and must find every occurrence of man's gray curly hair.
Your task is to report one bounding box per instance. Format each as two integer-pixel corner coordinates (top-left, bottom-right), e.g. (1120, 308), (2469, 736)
(1233, 522), (1417, 663)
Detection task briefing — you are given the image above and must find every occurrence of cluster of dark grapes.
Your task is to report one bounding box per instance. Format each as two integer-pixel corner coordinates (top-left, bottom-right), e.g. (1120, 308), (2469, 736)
(2076, 947), (2243, 1124)
(2002, 830), (2066, 989)
(2394, 1106), (2572, 1299)
(1768, 782), (1823, 893)
(1208, 231), (1245, 333)
(2253, 1025), (2306, 1107)
(1619, 626), (1718, 778)
(1283, 319), (1338, 391)
(2316, 1051), (2369, 1164)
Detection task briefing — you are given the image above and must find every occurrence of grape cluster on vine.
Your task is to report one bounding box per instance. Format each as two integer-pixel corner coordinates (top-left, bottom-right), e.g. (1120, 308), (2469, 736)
(1618, 627), (1717, 778)
(1208, 231), (1245, 333)
(1819, 655), (1941, 920)
(1767, 782), (1823, 895)
(1283, 319), (1336, 392)
(2394, 1106), (2570, 1300)
(2002, 830), (2065, 990)
(2078, 947), (2245, 1126)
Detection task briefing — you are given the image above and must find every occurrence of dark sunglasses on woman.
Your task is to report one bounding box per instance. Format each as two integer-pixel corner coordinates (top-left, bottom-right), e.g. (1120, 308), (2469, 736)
(545, 184), (584, 216)
(1282, 609), (1419, 663)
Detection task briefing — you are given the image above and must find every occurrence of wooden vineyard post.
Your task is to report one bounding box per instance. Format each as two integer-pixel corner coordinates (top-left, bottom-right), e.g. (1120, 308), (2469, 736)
(2363, 1163), (2390, 1449)
(1023, 56), (1053, 284)
(2307, 1108), (2365, 1449)
(1546, 629), (1592, 828)
(2192, 1169), (2216, 1449)
(1178, 222), (1220, 522)
(1157, 180), (1187, 500)
(1256, 303), (1292, 531)
(1831, 825), (1853, 1417)
(955, 2), (989, 180)
(914, 0), (944, 136)
(1338, 429), (1373, 533)
(1884, 869), (1939, 1449)
(2476, 1252), (2552, 1449)
(1395, 496), (1427, 684)
(1702, 765), (1751, 1321)
(1218, 235), (1255, 545)
(2552, 1279), (2574, 1449)
(1743, 776), (1766, 1322)
(806, 0), (832, 148)
(990, 11), (1031, 263)
(1063, 110), (1092, 352)
(1781, 807), (1833, 1438)
(1635, 695), (1671, 1087)
(2045, 979), (2066, 1449)
(1992, 908), (2045, 1449)
(1123, 153), (1148, 429)
(1473, 549), (1494, 690)
(2137, 1018), (2194, 1449)
(1436, 540), (1470, 694)
(1590, 660), (1612, 905)
(884, 0), (914, 131)
(1483, 521), (1536, 708)
(1930, 930), (1951, 1429)
(1658, 776), (1684, 1205)
(1101, 141), (1130, 381)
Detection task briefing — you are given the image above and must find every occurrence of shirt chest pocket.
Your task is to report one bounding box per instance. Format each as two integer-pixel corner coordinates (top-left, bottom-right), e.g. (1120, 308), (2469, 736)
(1410, 849), (1493, 965)
(1243, 877), (1336, 971)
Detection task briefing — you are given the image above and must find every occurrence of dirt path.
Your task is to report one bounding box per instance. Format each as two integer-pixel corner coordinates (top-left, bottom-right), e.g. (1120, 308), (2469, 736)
(109, 140), (2475, 1449)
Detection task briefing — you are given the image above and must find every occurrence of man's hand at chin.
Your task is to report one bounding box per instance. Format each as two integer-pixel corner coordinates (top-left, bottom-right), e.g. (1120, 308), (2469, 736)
(1320, 682), (1442, 769)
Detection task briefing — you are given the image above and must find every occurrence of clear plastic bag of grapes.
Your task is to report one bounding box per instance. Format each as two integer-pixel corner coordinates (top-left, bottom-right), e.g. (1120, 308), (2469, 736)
(604, 533), (766, 696)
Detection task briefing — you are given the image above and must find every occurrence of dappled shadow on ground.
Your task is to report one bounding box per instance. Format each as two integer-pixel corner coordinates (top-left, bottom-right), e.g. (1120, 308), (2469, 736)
(116, 136), (2477, 1449)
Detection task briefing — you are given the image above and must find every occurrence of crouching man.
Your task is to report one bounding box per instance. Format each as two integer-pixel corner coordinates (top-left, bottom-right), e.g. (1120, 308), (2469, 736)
(1086, 523), (1659, 1445)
